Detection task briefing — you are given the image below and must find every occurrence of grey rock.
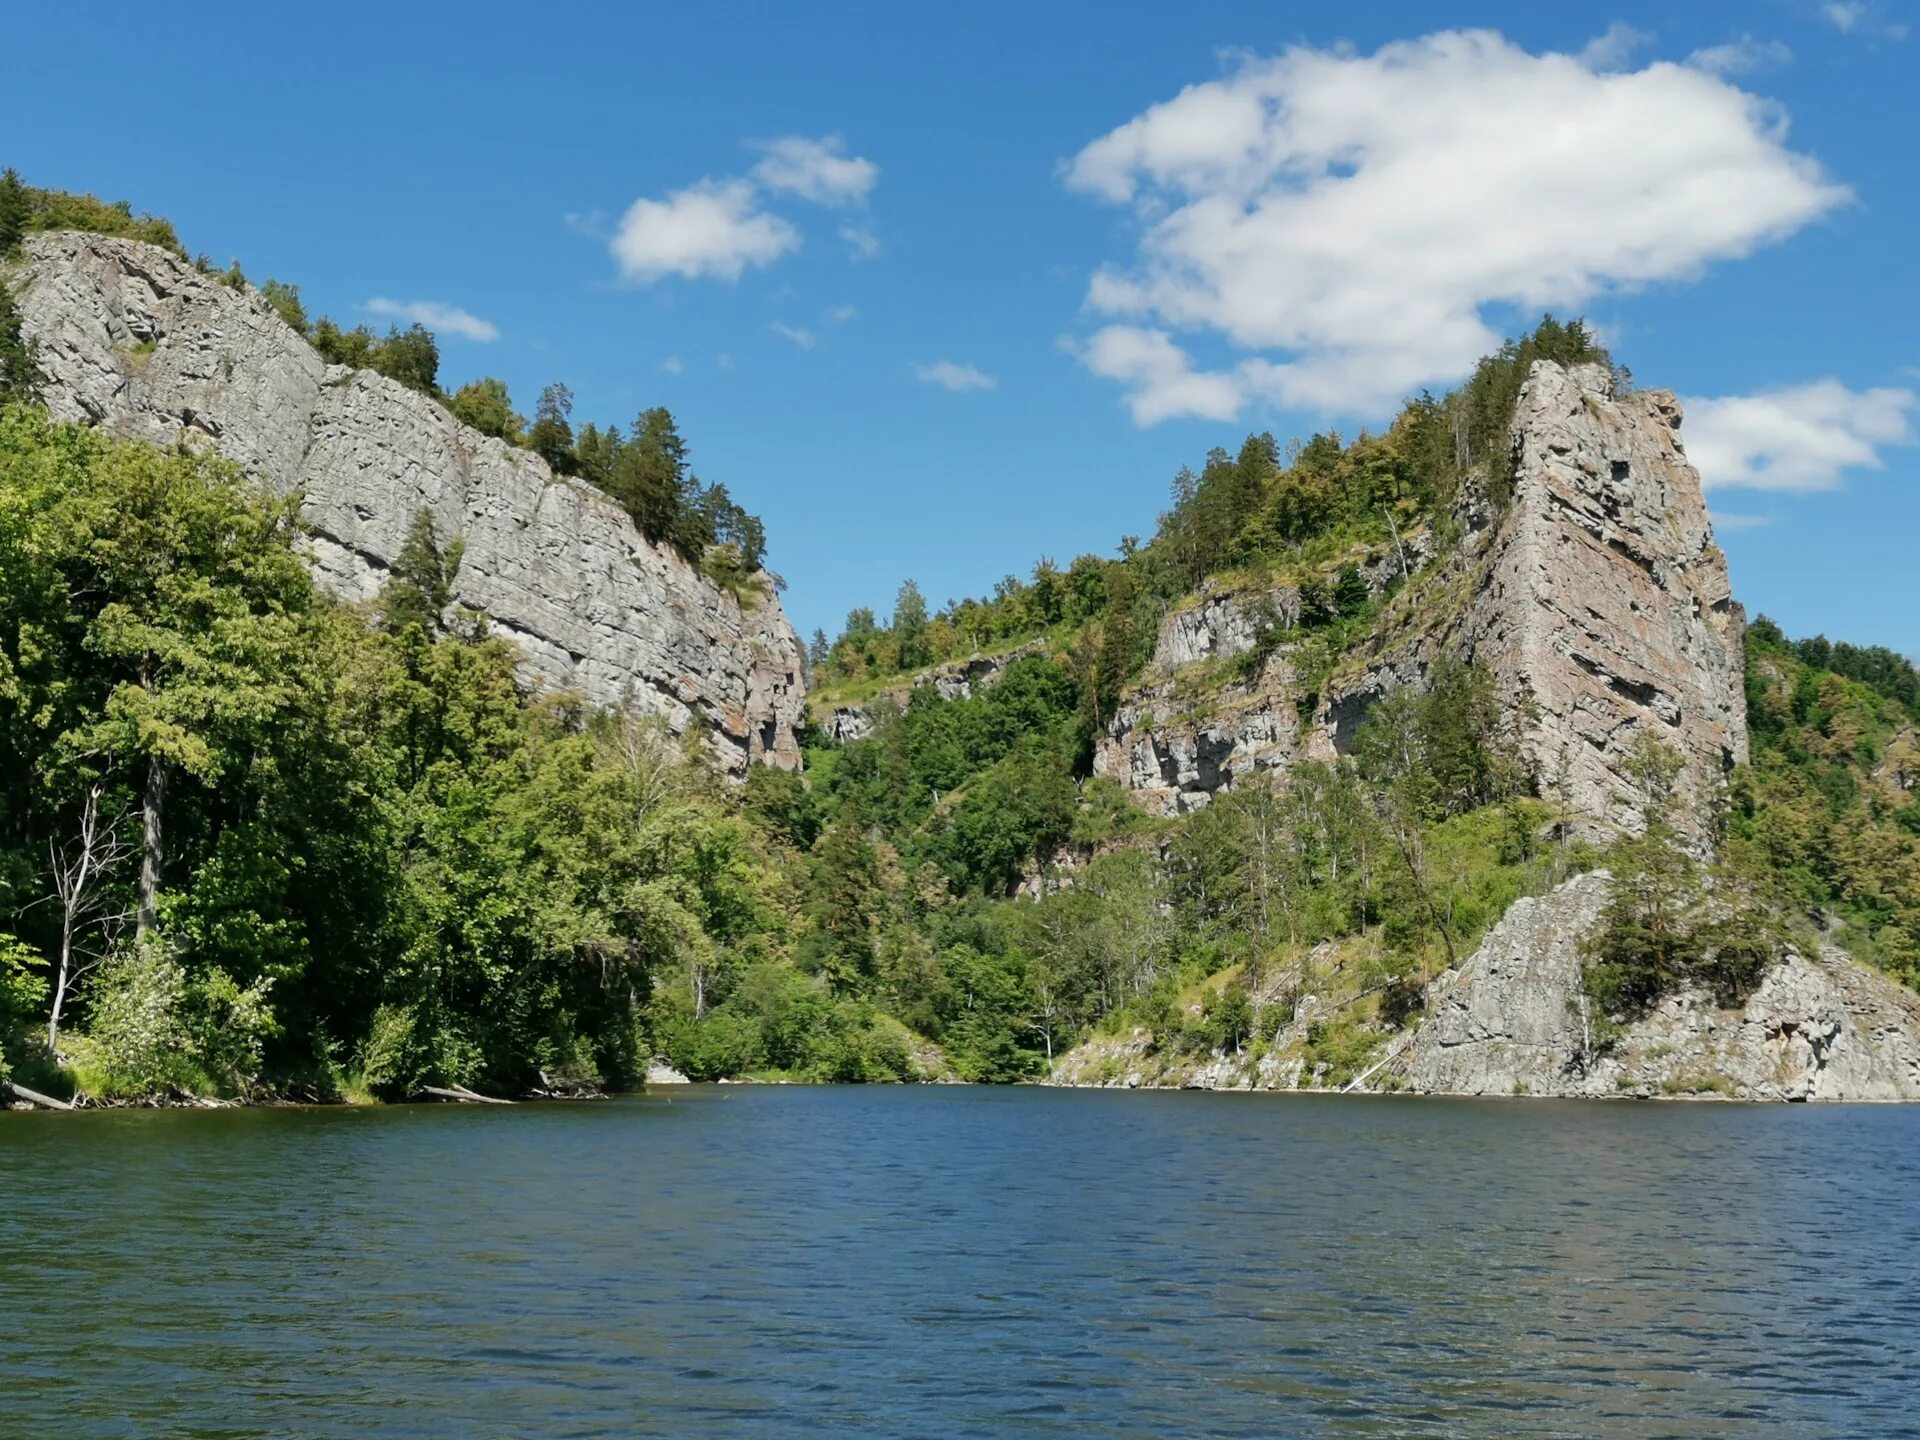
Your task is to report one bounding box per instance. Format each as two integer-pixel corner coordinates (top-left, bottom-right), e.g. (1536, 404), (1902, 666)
(1392, 872), (1920, 1101)
(1094, 361), (1745, 825)
(13, 232), (804, 774)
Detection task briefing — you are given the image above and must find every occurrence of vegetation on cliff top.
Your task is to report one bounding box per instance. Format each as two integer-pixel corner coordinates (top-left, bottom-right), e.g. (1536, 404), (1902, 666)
(0, 173), (767, 583)
(811, 315), (1610, 702)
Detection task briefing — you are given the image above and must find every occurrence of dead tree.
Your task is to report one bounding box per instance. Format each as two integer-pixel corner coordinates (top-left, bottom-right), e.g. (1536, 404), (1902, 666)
(46, 785), (135, 1057)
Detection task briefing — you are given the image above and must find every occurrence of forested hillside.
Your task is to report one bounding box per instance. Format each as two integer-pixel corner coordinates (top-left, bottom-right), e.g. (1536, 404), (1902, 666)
(3, 178), (1915, 1102)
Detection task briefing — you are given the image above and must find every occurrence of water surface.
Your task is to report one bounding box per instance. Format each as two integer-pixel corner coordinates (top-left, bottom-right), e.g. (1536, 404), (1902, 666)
(3, 1088), (1915, 1437)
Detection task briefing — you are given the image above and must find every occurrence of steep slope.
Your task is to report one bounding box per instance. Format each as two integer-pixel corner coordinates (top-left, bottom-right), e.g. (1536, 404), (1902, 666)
(13, 231), (804, 773)
(1385, 873), (1920, 1101)
(1093, 361), (1746, 825)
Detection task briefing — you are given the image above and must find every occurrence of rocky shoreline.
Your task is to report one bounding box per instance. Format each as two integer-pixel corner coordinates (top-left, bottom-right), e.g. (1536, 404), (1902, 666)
(1046, 874), (1920, 1103)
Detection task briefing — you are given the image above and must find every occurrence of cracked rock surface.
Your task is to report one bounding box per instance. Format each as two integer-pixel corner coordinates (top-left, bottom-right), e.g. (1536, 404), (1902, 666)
(15, 232), (805, 774)
(1093, 361), (1745, 822)
(1393, 873), (1920, 1101)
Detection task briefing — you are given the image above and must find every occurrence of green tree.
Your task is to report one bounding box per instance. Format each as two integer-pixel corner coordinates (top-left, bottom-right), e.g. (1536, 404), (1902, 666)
(449, 377), (525, 443)
(611, 406), (687, 545)
(1584, 735), (1700, 1020)
(0, 167), (28, 255)
(258, 279), (308, 335)
(528, 382), (576, 473)
(372, 324), (440, 397)
(894, 579), (930, 670)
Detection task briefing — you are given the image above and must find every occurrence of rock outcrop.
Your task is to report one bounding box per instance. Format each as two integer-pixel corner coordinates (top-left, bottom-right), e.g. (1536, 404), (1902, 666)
(1093, 362), (1746, 822)
(12, 232), (805, 774)
(1391, 873), (1920, 1101)
(1465, 363), (1746, 826)
(815, 641), (1047, 743)
(1048, 872), (1920, 1102)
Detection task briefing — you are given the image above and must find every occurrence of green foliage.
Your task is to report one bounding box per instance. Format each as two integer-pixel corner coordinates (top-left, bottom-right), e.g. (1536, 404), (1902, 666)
(79, 941), (197, 1096)
(1735, 618), (1920, 985)
(449, 377), (525, 443)
(1583, 735), (1794, 1033)
(0, 282), (37, 403)
(259, 279), (308, 334)
(812, 317), (1603, 699)
(3, 175), (184, 256)
(0, 932), (48, 1084)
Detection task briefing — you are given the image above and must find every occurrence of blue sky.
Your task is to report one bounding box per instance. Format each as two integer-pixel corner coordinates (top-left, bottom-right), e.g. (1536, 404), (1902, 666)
(5, 1), (1916, 654)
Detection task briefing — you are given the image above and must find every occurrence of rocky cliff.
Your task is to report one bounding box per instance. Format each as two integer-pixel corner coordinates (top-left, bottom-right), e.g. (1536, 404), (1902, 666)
(1050, 873), (1920, 1102)
(1094, 362), (1746, 824)
(1390, 874), (1920, 1101)
(11, 232), (805, 773)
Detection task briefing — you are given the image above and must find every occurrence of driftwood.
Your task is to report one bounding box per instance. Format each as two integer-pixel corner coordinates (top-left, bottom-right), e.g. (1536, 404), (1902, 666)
(3, 1081), (75, 1111)
(420, 1083), (512, 1105)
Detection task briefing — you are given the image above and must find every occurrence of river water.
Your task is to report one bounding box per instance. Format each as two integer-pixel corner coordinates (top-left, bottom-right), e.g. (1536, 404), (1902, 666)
(2, 1087), (1915, 1438)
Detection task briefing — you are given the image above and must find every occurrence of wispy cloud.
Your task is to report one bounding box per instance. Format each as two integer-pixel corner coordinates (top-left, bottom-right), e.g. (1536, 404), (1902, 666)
(660, 356), (684, 374)
(841, 223), (881, 260)
(914, 360), (997, 393)
(1709, 510), (1774, 531)
(1686, 35), (1793, 75)
(826, 305), (859, 324)
(750, 135), (878, 206)
(769, 321), (817, 349)
(363, 297), (499, 342)
(1821, 2), (1909, 40)
(607, 135), (880, 284)
(1578, 21), (1650, 69)
(1685, 380), (1918, 491)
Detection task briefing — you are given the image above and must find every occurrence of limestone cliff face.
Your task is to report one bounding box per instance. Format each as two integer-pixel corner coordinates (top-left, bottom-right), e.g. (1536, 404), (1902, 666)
(1468, 362), (1746, 825)
(1392, 874), (1920, 1101)
(1094, 361), (1746, 823)
(1047, 872), (1920, 1102)
(13, 232), (805, 773)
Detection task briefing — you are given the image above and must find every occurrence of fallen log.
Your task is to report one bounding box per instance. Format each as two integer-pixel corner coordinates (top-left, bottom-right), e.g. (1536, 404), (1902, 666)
(420, 1084), (512, 1105)
(3, 1081), (75, 1111)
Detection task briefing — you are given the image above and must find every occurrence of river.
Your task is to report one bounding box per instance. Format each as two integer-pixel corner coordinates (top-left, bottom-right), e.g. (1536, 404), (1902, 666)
(3, 1087), (1916, 1437)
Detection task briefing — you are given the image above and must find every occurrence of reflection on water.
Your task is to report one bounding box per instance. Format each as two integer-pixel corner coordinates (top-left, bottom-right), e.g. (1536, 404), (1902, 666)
(2, 1088), (1916, 1438)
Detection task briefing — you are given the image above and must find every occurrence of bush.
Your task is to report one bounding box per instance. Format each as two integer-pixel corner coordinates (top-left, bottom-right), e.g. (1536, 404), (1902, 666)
(82, 941), (197, 1097)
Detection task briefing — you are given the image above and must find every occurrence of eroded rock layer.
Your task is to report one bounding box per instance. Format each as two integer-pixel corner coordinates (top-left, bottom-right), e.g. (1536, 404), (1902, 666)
(14, 232), (805, 773)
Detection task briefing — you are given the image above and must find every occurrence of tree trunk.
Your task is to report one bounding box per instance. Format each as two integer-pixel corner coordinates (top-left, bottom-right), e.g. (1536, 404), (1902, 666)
(47, 932), (71, 1055)
(137, 753), (165, 939)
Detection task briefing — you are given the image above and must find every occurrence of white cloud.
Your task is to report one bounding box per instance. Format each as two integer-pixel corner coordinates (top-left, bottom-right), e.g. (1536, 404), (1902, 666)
(363, 297), (499, 342)
(1684, 380), (1918, 491)
(1062, 30), (1850, 421)
(826, 305), (859, 324)
(841, 224), (882, 260)
(1823, 2), (1866, 34)
(751, 135), (878, 206)
(611, 179), (799, 283)
(659, 356), (684, 374)
(607, 135), (879, 284)
(1708, 509), (1773, 530)
(769, 321), (817, 349)
(1079, 326), (1242, 424)
(1686, 35), (1793, 75)
(914, 360), (998, 393)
